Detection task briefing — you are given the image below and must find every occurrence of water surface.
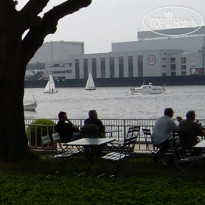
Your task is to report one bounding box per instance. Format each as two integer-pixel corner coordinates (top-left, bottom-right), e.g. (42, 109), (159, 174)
(24, 85), (205, 120)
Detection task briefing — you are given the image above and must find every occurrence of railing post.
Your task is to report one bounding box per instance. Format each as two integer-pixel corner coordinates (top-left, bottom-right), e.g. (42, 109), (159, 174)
(35, 126), (38, 148)
(123, 120), (126, 142)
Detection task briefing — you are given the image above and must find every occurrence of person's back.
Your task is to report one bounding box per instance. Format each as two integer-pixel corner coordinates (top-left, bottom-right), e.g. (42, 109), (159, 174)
(84, 110), (105, 137)
(152, 110), (178, 145)
(55, 120), (74, 143)
(83, 110), (105, 158)
(151, 108), (178, 162)
(178, 110), (204, 149)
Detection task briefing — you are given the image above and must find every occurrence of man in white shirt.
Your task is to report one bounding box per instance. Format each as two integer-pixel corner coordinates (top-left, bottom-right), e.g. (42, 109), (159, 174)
(151, 108), (179, 162)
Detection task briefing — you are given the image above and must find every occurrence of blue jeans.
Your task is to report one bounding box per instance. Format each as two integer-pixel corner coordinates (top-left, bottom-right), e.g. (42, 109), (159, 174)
(71, 133), (82, 141)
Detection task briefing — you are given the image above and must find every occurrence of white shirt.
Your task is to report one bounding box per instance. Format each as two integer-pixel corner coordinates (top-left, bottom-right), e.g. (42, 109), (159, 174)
(151, 115), (178, 144)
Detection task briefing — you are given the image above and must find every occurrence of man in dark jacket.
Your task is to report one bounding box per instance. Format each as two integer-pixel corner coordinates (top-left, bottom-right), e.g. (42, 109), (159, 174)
(178, 110), (204, 154)
(83, 110), (105, 157)
(55, 111), (80, 143)
(84, 110), (105, 137)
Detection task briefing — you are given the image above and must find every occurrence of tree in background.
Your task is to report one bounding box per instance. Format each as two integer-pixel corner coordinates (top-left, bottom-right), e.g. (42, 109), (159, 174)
(0, 0), (92, 160)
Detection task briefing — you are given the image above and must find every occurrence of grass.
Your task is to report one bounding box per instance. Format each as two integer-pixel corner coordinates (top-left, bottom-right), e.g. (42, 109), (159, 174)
(0, 152), (205, 204)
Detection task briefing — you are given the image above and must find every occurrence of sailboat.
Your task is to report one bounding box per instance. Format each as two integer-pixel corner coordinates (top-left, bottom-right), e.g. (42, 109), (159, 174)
(24, 95), (38, 112)
(85, 73), (96, 90)
(44, 75), (58, 93)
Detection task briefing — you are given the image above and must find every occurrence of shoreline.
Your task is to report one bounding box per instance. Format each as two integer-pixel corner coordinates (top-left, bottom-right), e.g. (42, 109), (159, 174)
(25, 75), (205, 88)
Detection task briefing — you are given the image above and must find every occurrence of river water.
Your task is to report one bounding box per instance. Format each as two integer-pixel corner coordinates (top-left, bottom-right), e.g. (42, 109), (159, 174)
(24, 85), (205, 120)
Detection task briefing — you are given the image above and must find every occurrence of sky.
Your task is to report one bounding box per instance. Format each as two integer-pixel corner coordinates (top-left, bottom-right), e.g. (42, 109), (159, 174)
(17, 0), (205, 54)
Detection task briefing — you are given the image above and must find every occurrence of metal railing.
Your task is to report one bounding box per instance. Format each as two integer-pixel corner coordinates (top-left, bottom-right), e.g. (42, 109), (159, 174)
(25, 118), (205, 152)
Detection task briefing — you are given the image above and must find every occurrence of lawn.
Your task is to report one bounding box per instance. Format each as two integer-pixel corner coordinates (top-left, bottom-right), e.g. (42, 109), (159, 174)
(0, 153), (205, 205)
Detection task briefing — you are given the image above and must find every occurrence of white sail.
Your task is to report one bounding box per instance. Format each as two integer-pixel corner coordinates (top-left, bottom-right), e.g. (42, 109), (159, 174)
(85, 73), (96, 90)
(44, 75), (58, 93)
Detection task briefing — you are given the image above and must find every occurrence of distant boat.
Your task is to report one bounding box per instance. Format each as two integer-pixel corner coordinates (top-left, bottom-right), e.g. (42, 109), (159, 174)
(85, 73), (96, 90)
(24, 95), (37, 112)
(44, 75), (58, 93)
(130, 83), (166, 94)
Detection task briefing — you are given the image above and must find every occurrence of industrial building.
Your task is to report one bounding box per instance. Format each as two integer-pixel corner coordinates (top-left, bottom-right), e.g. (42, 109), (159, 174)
(26, 27), (205, 86)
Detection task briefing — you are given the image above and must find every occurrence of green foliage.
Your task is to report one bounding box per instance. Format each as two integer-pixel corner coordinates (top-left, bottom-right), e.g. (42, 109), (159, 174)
(0, 157), (205, 204)
(27, 119), (56, 146)
(31, 119), (56, 126)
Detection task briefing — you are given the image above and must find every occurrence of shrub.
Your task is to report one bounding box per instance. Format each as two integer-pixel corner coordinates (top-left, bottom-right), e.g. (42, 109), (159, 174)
(27, 119), (56, 147)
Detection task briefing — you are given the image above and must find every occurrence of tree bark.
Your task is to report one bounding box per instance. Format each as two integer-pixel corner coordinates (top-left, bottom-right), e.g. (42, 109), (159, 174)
(0, 73), (30, 160)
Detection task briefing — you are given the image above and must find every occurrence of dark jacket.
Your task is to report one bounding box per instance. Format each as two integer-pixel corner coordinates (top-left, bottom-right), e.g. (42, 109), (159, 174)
(84, 117), (105, 137)
(178, 120), (204, 149)
(55, 121), (74, 143)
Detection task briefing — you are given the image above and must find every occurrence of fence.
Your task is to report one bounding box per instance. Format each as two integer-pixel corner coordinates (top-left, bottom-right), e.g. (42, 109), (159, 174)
(25, 118), (205, 152)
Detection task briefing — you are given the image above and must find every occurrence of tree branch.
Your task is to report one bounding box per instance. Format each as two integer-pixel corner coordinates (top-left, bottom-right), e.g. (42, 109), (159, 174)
(18, 0), (49, 32)
(20, 0), (49, 17)
(21, 0), (92, 64)
(43, 0), (92, 22)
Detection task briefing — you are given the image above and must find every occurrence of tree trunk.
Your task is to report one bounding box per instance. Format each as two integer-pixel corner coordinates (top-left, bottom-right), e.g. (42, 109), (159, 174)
(0, 66), (30, 160)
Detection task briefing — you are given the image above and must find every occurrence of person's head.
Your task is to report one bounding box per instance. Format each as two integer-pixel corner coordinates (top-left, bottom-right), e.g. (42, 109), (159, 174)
(58, 111), (67, 121)
(186, 110), (196, 121)
(88, 110), (97, 118)
(164, 108), (174, 118)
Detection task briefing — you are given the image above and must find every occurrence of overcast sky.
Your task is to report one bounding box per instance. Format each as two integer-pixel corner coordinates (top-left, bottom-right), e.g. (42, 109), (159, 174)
(18, 0), (205, 54)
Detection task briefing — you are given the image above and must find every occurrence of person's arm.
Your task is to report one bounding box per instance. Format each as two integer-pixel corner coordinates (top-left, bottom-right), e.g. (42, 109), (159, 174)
(67, 119), (73, 125)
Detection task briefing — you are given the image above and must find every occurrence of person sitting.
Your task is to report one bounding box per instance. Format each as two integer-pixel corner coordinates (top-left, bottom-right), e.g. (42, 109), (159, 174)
(84, 110), (105, 138)
(55, 111), (81, 143)
(83, 110), (105, 158)
(151, 108), (180, 162)
(178, 110), (204, 155)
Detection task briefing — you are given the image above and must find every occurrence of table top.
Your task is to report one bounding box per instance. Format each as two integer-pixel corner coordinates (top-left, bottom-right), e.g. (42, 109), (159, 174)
(63, 138), (115, 146)
(193, 140), (205, 148)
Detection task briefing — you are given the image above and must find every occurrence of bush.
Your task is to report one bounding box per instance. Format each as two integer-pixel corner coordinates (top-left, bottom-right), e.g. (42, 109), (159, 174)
(27, 119), (56, 147)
